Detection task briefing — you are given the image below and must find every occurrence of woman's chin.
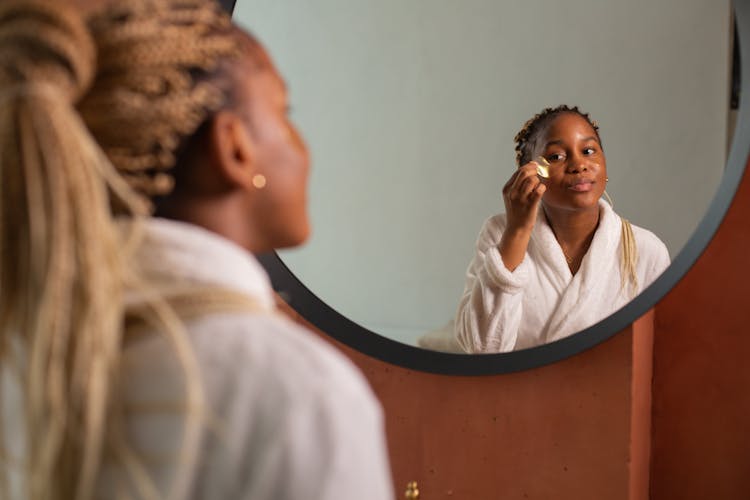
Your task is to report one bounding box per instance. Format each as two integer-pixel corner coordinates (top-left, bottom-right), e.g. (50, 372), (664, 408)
(543, 195), (601, 213)
(274, 224), (311, 251)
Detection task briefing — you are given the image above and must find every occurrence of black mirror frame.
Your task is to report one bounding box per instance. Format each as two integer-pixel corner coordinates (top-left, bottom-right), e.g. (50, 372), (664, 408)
(232, 1), (750, 375)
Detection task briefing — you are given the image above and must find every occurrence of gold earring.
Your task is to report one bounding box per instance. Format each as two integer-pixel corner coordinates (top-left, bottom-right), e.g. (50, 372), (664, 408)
(252, 174), (267, 189)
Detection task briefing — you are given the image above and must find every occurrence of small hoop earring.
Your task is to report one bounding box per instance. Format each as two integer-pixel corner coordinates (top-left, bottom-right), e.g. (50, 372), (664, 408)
(252, 174), (267, 189)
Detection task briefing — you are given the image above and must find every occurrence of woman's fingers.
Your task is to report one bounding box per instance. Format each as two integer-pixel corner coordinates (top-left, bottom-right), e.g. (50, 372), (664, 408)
(502, 163), (546, 231)
(507, 164), (541, 202)
(519, 174), (541, 198)
(514, 163), (542, 188)
(502, 161), (546, 232)
(505, 161), (538, 187)
(532, 181), (546, 200)
(502, 169), (521, 195)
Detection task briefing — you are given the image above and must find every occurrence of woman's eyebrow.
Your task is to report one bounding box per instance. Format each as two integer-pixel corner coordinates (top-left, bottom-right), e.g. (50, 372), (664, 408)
(544, 136), (599, 148)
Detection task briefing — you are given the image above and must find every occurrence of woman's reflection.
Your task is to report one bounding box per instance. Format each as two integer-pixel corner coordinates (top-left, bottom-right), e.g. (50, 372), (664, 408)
(454, 105), (670, 353)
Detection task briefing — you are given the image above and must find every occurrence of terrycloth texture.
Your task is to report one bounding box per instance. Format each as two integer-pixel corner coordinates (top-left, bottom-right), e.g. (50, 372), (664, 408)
(416, 320), (463, 353)
(455, 201), (670, 353)
(89, 218), (394, 500)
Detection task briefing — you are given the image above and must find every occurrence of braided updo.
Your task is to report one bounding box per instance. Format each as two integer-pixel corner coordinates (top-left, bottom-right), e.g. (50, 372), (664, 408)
(0, 0), (95, 100)
(0, 1), (260, 499)
(514, 104), (601, 167)
(79, 0), (242, 201)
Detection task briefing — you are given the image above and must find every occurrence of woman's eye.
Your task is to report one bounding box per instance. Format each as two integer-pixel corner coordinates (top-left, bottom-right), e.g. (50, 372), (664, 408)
(547, 153), (564, 162)
(583, 147), (596, 155)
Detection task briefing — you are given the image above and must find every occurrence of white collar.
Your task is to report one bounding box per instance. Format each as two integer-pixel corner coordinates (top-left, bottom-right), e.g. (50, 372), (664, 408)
(529, 200), (624, 343)
(531, 199), (618, 277)
(122, 217), (276, 311)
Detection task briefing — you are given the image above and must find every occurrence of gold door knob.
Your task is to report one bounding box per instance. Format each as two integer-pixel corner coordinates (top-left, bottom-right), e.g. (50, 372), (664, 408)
(405, 481), (419, 499)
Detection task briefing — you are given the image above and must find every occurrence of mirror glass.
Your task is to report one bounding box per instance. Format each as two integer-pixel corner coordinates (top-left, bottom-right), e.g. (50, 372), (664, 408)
(234, 0), (733, 350)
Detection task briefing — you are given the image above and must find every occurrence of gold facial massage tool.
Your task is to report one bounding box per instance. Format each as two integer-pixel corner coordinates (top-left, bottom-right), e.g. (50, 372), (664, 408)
(535, 156), (550, 178)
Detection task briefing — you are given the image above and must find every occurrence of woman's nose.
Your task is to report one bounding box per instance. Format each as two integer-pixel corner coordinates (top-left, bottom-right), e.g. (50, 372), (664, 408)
(567, 161), (588, 173)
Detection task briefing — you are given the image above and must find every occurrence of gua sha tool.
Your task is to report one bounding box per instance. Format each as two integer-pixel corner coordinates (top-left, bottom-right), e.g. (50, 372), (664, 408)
(536, 156), (550, 178)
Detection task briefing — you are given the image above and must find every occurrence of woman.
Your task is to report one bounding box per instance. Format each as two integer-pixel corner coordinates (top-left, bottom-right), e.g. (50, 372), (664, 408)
(454, 105), (670, 353)
(0, 1), (392, 499)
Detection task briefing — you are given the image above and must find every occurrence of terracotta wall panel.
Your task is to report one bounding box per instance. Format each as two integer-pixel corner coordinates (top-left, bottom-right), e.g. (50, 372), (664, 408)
(650, 158), (750, 499)
(299, 309), (654, 500)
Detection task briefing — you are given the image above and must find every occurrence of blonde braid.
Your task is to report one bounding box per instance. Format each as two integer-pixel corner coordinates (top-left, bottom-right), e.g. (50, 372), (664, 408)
(83, 3), (247, 497)
(620, 218), (639, 297)
(0, 2), (142, 498)
(79, 0), (240, 208)
(0, 1), (243, 499)
(602, 189), (640, 297)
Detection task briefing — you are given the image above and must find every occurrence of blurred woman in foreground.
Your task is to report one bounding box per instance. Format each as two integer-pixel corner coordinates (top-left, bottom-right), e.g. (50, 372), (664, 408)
(0, 1), (392, 498)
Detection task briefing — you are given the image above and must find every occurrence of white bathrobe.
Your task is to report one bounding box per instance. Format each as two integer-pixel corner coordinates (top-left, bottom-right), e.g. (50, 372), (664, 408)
(454, 201), (670, 353)
(0, 218), (393, 500)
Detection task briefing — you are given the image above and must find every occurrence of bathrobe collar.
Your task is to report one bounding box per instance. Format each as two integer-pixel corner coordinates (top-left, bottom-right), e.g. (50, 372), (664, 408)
(123, 217), (276, 312)
(529, 200), (622, 343)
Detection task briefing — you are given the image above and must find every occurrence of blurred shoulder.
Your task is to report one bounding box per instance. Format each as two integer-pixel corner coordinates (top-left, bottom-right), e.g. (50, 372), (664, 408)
(190, 312), (377, 405)
(629, 223), (669, 256)
(122, 311), (380, 414)
(628, 221), (671, 274)
(116, 311), (389, 499)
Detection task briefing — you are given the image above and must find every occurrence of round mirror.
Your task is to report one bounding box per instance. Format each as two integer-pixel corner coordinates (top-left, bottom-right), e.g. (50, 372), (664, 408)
(233, 0), (749, 374)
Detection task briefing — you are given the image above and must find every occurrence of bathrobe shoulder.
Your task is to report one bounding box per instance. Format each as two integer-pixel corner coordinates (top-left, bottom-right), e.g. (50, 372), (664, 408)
(454, 201), (669, 353)
(95, 219), (394, 500)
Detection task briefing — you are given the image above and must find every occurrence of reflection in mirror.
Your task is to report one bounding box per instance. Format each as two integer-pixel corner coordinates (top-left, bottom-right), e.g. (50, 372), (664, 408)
(235, 0), (733, 350)
(453, 107), (671, 353)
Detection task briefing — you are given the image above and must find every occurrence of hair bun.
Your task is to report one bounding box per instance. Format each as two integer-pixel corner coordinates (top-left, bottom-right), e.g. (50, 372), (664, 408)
(0, 0), (95, 102)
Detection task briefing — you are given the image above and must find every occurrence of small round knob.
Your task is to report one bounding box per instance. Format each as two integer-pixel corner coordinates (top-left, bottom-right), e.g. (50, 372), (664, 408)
(405, 481), (420, 499)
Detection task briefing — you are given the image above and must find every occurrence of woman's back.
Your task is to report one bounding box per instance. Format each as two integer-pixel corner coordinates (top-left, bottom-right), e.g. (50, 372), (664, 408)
(95, 218), (393, 499)
(0, 1), (393, 498)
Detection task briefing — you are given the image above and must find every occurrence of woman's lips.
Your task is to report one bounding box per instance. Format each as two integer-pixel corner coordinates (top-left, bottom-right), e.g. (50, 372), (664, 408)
(568, 180), (594, 192)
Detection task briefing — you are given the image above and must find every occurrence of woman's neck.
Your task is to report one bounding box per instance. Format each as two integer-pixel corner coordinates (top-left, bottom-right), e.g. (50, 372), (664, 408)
(543, 204), (600, 243)
(542, 203), (601, 273)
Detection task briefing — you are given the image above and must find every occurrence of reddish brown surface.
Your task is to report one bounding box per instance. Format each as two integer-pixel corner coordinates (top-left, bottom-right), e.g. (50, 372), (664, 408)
(281, 299), (654, 500)
(631, 312), (655, 500)
(650, 157), (750, 499)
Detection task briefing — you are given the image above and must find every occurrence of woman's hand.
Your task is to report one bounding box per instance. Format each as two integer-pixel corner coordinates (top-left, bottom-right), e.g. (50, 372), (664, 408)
(498, 162), (546, 271)
(502, 161), (546, 232)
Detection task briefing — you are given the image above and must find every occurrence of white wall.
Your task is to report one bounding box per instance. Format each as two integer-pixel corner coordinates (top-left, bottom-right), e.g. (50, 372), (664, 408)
(234, 0), (731, 346)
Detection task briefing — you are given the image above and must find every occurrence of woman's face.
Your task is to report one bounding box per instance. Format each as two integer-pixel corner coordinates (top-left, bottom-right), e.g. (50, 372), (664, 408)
(533, 113), (607, 213)
(235, 51), (311, 250)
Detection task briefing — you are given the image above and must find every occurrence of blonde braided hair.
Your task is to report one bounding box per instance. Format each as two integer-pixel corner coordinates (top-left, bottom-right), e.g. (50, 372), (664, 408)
(79, 0), (241, 207)
(514, 105), (639, 295)
(0, 0), (248, 499)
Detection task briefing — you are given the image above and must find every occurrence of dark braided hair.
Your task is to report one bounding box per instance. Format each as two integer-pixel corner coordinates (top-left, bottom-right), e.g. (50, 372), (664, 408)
(514, 105), (601, 167)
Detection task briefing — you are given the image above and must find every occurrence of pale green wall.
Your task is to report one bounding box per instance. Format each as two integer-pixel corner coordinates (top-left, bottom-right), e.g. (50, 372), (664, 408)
(234, 0), (731, 346)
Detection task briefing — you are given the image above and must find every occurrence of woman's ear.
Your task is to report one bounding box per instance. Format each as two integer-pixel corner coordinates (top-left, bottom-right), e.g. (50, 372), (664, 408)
(206, 109), (257, 190)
